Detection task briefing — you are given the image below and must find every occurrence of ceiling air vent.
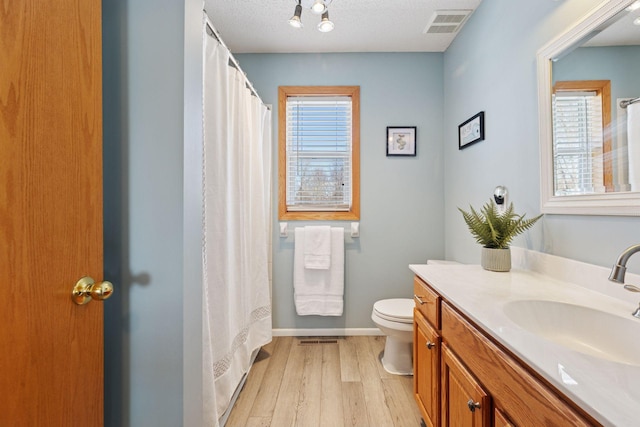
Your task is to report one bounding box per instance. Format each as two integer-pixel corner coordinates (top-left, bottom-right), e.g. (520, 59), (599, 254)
(423, 10), (472, 34)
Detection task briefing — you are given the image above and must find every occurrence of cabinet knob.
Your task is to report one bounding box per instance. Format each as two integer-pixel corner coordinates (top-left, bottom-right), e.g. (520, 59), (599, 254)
(467, 399), (481, 412)
(426, 341), (435, 349)
(414, 294), (426, 305)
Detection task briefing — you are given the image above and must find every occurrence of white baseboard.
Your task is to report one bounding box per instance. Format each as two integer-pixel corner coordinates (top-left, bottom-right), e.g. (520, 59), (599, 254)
(272, 328), (383, 337)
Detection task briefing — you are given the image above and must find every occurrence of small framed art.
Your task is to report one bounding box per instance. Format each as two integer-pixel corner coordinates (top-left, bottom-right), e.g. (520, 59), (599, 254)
(386, 126), (416, 156)
(458, 112), (485, 150)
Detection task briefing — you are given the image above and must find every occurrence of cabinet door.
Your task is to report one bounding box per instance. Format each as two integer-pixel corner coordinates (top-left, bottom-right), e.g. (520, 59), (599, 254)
(442, 344), (490, 427)
(414, 309), (440, 427)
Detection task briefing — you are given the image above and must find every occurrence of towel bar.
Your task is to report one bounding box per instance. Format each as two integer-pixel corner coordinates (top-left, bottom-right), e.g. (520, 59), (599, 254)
(279, 222), (360, 238)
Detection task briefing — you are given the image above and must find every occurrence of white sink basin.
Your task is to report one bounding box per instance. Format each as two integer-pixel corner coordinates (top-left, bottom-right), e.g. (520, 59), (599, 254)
(503, 300), (640, 366)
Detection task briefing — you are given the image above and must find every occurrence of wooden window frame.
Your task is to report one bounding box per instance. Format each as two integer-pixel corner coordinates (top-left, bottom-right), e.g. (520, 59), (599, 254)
(553, 80), (612, 192)
(278, 86), (360, 220)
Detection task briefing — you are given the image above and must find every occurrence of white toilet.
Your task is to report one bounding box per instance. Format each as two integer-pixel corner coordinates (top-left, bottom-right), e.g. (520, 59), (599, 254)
(371, 298), (414, 375)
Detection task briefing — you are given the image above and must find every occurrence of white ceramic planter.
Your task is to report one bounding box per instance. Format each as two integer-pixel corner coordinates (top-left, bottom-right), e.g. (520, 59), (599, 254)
(481, 247), (511, 272)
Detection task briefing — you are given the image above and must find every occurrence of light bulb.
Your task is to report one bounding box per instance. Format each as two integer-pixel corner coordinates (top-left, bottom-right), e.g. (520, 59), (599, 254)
(311, 0), (326, 15)
(288, 4), (303, 29)
(317, 11), (334, 32)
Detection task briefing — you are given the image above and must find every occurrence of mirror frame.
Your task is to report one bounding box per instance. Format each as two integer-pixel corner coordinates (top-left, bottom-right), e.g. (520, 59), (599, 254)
(537, 0), (640, 216)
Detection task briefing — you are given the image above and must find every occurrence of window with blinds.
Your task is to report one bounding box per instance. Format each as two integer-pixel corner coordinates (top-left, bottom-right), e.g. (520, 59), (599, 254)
(286, 96), (351, 211)
(278, 86), (360, 220)
(552, 91), (604, 195)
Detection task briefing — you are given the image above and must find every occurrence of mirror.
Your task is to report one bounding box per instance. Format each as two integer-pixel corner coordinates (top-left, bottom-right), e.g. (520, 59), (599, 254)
(537, 0), (640, 215)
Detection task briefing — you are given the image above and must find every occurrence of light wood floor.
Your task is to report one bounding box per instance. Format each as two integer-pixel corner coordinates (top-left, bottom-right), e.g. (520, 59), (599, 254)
(225, 336), (423, 427)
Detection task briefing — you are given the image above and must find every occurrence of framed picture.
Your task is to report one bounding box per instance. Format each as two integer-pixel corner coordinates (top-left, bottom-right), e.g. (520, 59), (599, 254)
(458, 112), (485, 149)
(386, 127), (416, 156)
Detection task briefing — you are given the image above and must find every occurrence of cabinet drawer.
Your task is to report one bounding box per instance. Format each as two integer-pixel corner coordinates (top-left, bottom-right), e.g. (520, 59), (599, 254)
(441, 302), (597, 427)
(413, 276), (440, 329)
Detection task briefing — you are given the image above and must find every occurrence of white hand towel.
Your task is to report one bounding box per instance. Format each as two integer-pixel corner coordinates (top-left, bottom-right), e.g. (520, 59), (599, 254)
(303, 226), (331, 269)
(294, 227), (344, 316)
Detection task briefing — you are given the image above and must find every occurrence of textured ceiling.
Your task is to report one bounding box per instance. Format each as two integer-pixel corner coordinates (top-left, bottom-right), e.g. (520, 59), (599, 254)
(204, 0), (483, 53)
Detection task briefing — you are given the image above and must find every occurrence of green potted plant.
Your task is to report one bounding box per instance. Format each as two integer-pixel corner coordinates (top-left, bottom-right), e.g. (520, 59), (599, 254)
(458, 199), (542, 272)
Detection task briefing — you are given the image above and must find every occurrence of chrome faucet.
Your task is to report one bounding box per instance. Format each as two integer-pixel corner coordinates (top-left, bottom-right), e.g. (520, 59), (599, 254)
(609, 244), (640, 319)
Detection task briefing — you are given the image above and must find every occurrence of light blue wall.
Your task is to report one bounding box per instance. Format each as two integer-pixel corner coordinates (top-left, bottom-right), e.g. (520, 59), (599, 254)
(443, 0), (640, 272)
(554, 45), (640, 102)
(102, 0), (204, 425)
(235, 53), (445, 329)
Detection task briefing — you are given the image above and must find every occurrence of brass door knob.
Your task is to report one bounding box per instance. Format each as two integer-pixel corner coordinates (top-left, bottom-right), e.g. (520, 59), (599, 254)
(72, 276), (114, 305)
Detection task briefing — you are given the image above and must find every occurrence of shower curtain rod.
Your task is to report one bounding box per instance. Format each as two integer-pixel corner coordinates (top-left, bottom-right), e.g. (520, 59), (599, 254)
(204, 13), (268, 109)
(620, 97), (640, 109)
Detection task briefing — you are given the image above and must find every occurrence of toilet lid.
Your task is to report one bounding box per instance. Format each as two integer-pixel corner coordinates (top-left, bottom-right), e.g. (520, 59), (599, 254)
(373, 298), (414, 323)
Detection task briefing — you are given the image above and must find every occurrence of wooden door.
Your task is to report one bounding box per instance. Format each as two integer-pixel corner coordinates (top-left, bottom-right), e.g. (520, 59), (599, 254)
(414, 309), (440, 427)
(441, 345), (490, 427)
(0, 0), (104, 426)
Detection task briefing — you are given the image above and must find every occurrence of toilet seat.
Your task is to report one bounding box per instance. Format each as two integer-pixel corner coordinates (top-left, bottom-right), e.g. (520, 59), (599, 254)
(373, 299), (413, 324)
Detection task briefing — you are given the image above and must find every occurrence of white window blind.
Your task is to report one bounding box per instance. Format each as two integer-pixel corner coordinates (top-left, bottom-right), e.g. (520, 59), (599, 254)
(286, 96), (352, 211)
(552, 91), (604, 195)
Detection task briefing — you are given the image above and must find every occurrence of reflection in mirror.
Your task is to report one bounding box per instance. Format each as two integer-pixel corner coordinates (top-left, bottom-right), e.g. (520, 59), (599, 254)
(537, 0), (640, 215)
(552, 80), (611, 195)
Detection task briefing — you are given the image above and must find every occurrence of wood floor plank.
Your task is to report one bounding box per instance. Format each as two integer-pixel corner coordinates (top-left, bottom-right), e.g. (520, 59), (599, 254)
(338, 336), (361, 382)
(354, 336), (395, 427)
(320, 343), (345, 426)
(368, 336), (395, 379)
(271, 339), (306, 426)
(247, 336), (293, 418)
(399, 375), (423, 425)
(398, 374), (419, 408)
(342, 381), (369, 426)
(382, 378), (422, 427)
(225, 341), (276, 427)
(294, 345), (323, 427)
(245, 416), (271, 427)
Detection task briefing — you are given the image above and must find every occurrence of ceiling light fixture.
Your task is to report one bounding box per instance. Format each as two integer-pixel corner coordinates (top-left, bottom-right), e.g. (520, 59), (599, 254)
(287, 0), (335, 32)
(317, 11), (334, 32)
(288, 1), (303, 28)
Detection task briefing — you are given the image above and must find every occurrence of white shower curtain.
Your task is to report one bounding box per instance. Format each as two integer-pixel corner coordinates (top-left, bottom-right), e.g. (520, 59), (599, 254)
(628, 103), (640, 191)
(202, 17), (273, 426)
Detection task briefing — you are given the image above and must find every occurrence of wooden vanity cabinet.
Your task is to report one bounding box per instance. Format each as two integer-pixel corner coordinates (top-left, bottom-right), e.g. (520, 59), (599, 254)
(441, 302), (595, 426)
(412, 275), (599, 427)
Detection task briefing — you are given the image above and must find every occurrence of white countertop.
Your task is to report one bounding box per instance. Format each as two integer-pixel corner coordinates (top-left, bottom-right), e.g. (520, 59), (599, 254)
(410, 262), (640, 427)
